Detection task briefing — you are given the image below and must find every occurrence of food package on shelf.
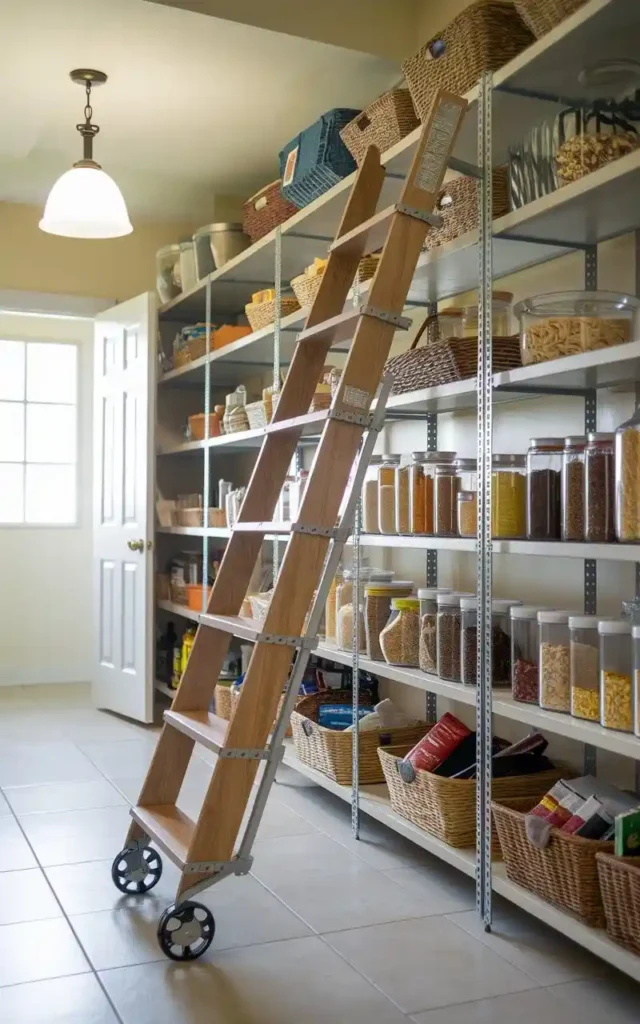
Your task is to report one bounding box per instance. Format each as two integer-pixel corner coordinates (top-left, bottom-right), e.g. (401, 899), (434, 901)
(515, 291), (639, 367)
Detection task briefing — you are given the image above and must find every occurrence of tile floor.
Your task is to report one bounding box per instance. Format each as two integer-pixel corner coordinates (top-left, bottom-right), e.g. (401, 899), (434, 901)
(0, 683), (638, 1023)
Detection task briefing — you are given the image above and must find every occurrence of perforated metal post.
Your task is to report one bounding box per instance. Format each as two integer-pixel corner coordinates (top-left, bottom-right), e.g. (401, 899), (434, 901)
(351, 496), (362, 838)
(425, 327), (438, 722)
(583, 248), (598, 774)
(202, 277), (212, 612)
(273, 226), (283, 585)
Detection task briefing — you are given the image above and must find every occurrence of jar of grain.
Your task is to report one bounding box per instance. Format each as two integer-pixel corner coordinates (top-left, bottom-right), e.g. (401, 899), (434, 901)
(492, 454), (526, 538)
(599, 619), (633, 732)
(539, 610), (571, 713)
(561, 436), (587, 541)
(379, 597), (420, 668)
(396, 457), (411, 534)
(526, 437), (562, 540)
(457, 491), (477, 537)
(568, 615), (600, 722)
(378, 455), (401, 534)
(615, 409), (640, 541)
(434, 464), (460, 536)
(420, 452), (456, 535)
(324, 570), (341, 643)
(461, 597), (520, 687)
(633, 624), (640, 738)
(418, 588), (452, 674)
(336, 601), (365, 653)
(364, 581), (414, 661)
(584, 433), (615, 543)
(455, 458), (477, 493)
(362, 457), (383, 534)
(511, 605), (541, 704)
(437, 592), (473, 682)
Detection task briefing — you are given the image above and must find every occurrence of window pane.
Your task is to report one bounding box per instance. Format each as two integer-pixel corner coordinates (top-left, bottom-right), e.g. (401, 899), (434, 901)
(26, 343), (77, 404)
(0, 402), (25, 461)
(25, 465), (76, 524)
(0, 463), (24, 522)
(0, 341), (25, 400)
(26, 404), (76, 464)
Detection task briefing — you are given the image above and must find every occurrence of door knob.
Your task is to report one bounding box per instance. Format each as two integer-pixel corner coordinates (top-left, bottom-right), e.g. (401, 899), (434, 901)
(127, 539), (145, 552)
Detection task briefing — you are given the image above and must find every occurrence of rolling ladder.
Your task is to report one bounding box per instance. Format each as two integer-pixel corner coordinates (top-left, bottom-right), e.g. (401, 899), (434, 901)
(111, 87), (468, 960)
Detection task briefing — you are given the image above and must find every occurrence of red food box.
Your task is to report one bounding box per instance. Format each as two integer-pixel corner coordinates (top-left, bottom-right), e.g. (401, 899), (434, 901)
(402, 713), (472, 776)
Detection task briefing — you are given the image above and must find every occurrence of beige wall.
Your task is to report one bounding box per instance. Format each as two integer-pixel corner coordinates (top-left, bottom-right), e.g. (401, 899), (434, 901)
(415, 0), (473, 41)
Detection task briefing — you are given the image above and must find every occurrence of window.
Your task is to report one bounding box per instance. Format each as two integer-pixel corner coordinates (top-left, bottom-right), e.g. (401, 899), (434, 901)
(0, 340), (78, 525)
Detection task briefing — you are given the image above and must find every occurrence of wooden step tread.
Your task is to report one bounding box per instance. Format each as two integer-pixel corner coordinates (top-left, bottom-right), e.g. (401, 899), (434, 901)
(164, 709), (228, 753)
(130, 804), (195, 868)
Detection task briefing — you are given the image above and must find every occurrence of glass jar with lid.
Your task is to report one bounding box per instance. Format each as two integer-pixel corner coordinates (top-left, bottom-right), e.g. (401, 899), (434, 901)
(615, 409), (640, 541)
(362, 456), (383, 534)
(569, 615), (600, 722)
(436, 308), (464, 340)
(538, 610), (571, 712)
(380, 598), (421, 667)
(457, 490), (477, 537)
(633, 625), (640, 737)
(418, 588), (452, 674)
(336, 567), (392, 652)
(378, 455), (401, 534)
(511, 606), (541, 704)
(514, 291), (639, 367)
(456, 458), (477, 493)
(462, 291), (513, 338)
(396, 456), (411, 534)
(526, 437), (562, 540)
(177, 240), (198, 294)
(492, 454), (526, 538)
(156, 243), (182, 303)
(600, 620), (633, 732)
(419, 452), (456, 536)
(561, 436), (587, 541)
(584, 433), (615, 543)
(434, 463), (460, 536)
(460, 598), (520, 687)
(404, 452), (443, 535)
(437, 592), (473, 682)
(364, 581), (414, 661)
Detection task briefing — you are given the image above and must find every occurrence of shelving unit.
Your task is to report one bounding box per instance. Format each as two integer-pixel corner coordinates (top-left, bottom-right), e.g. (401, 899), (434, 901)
(153, 0), (640, 981)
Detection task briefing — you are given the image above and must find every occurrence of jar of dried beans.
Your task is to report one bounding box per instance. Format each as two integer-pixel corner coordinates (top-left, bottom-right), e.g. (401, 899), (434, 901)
(418, 588), (451, 674)
(561, 435), (587, 541)
(461, 598), (519, 687)
(615, 409), (640, 541)
(379, 597), (420, 668)
(600, 619), (633, 732)
(526, 437), (562, 540)
(633, 624), (640, 738)
(434, 464), (459, 536)
(492, 455), (526, 538)
(511, 605), (541, 704)
(568, 615), (600, 722)
(584, 433), (615, 543)
(539, 610), (571, 713)
(362, 457), (383, 534)
(378, 455), (401, 534)
(364, 581), (413, 661)
(437, 591), (472, 682)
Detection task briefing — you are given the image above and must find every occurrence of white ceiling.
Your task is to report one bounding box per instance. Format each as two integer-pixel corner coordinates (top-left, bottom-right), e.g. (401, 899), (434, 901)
(0, 0), (399, 223)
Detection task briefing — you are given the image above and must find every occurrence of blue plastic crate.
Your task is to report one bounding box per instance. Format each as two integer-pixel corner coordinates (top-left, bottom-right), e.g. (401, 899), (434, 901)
(279, 108), (361, 209)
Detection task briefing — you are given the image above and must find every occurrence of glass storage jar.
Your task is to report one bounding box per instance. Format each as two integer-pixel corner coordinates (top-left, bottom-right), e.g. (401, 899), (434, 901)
(405, 452), (455, 535)
(418, 588), (452, 674)
(492, 455), (526, 538)
(378, 455), (401, 534)
(362, 456), (383, 534)
(457, 490), (477, 537)
(462, 291), (513, 338)
(156, 243), (182, 303)
(569, 615), (600, 722)
(460, 598), (520, 687)
(561, 436), (587, 541)
(633, 625), (640, 738)
(437, 592), (473, 682)
(615, 408), (640, 541)
(511, 605), (541, 704)
(177, 240), (198, 294)
(526, 437), (562, 540)
(396, 457), (411, 534)
(379, 598), (420, 668)
(436, 308), (464, 340)
(364, 581), (414, 661)
(324, 570), (341, 643)
(514, 291), (639, 367)
(600, 620), (633, 732)
(584, 432), (615, 543)
(539, 610), (571, 712)
(420, 452), (456, 535)
(434, 463), (460, 536)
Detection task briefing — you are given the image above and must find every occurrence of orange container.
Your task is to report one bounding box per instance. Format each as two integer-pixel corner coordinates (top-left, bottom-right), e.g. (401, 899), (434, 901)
(213, 325), (252, 350)
(188, 412), (222, 441)
(186, 584), (212, 612)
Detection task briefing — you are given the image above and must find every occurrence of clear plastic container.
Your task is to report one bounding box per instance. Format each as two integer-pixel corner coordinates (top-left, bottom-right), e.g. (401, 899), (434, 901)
(364, 581), (413, 661)
(406, 452), (447, 535)
(456, 458), (477, 493)
(460, 598), (520, 687)
(615, 408), (640, 541)
(492, 455), (526, 538)
(418, 588), (452, 674)
(561, 436), (587, 541)
(378, 455), (401, 534)
(437, 592), (473, 682)
(539, 610), (571, 712)
(457, 490), (477, 537)
(177, 240), (198, 294)
(436, 308), (464, 340)
(526, 437), (562, 540)
(600, 620), (633, 732)
(420, 452), (456, 536)
(156, 243), (182, 303)
(380, 598), (420, 667)
(633, 624), (640, 738)
(569, 615), (600, 722)
(396, 457), (411, 534)
(511, 606), (541, 704)
(514, 291), (639, 367)
(324, 571), (341, 642)
(462, 291), (512, 338)
(362, 456), (382, 534)
(434, 464), (459, 536)
(336, 602), (365, 653)
(584, 432), (615, 543)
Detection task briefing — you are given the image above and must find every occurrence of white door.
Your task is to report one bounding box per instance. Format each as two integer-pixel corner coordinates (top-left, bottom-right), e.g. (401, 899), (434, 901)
(93, 293), (156, 723)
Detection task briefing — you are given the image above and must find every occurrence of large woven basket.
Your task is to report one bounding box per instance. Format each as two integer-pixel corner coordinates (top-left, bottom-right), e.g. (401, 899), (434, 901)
(379, 745), (562, 848)
(290, 691), (426, 786)
(492, 796), (613, 927)
(290, 255), (380, 309)
(280, 108), (360, 209)
(245, 296), (300, 332)
(385, 327), (521, 395)
(425, 167), (509, 251)
(514, 0), (586, 37)
(403, 0), (534, 121)
(242, 180), (298, 243)
(596, 853), (640, 955)
(340, 90), (419, 166)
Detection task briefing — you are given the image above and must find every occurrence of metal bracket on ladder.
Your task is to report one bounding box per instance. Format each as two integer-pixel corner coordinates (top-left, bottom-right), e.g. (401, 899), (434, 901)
(218, 744), (285, 762)
(361, 305), (412, 330)
(328, 409), (380, 429)
(255, 631), (318, 649)
(291, 523), (351, 541)
(396, 202), (444, 228)
(184, 856), (253, 876)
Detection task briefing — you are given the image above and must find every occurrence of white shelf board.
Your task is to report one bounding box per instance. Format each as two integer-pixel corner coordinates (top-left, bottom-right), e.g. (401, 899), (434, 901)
(495, 338), (640, 394)
(157, 526), (230, 538)
(354, 534), (640, 562)
(157, 599), (200, 622)
(154, 679), (177, 699)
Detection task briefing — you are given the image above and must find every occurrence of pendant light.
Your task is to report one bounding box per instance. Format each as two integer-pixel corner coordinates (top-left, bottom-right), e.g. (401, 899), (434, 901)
(40, 69), (132, 239)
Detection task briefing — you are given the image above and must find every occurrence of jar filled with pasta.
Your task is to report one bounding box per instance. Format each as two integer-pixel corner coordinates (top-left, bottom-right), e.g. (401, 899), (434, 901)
(561, 436), (587, 541)
(569, 615), (600, 722)
(378, 455), (401, 534)
(600, 620), (633, 732)
(514, 291), (639, 367)
(615, 408), (640, 541)
(362, 457), (383, 534)
(492, 455), (526, 538)
(539, 610), (570, 713)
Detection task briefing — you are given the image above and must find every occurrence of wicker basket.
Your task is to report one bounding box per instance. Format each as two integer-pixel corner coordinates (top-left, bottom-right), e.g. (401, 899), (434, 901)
(290, 272), (322, 309)
(356, 254), (380, 286)
(176, 507), (226, 528)
(280, 108), (360, 209)
(403, 1), (534, 122)
(492, 796), (613, 927)
(245, 297), (300, 332)
(215, 683), (234, 721)
(242, 180), (298, 243)
(425, 167), (509, 251)
(514, 0), (586, 37)
(597, 853), (640, 955)
(379, 745), (562, 848)
(340, 90), (418, 166)
(245, 400), (268, 430)
(290, 691), (426, 786)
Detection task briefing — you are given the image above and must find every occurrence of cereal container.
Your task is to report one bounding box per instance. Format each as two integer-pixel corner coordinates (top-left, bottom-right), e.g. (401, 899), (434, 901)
(437, 592), (473, 682)
(511, 606), (541, 704)
(364, 581), (413, 662)
(568, 615), (600, 722)
(421, 452), (456, 535)
(584, 433), (615, 543)
(406, 452), (440, 535)
(538, 610), (571, 713)
(526, 437), (562, 540)
(418, 588), (451, 674)
(379, 598), (420, 668)
(561, 436), (587, 541)
(599, 620), (633, 733)
(633, 624), (640, 738)
(492, 455), (526, 538)
(378, 455), (401, 534)
(457, 490), (477, 537)
(461, 598), (519, 687)
(362, 457), (382, 534)
(615, 408), (640, 542)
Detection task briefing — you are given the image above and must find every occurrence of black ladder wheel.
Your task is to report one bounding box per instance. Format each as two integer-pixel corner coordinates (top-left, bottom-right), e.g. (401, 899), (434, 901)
(111, 847), (163, 895)
(157, 901), (215, 961)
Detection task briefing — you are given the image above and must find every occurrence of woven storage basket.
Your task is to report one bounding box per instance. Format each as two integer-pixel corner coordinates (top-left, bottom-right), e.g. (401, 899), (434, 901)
(291, 272), (322, 309)
(403, 1), (534, 121)
(514, 0), (586, 37)
(242, 180), (298, 243)
(245, 296), (300, 332)
(492, 796), (613, 926)
(379, 745), (562, 848)
(425, 167), (509, 251)
(291, 691), (427, 786)
(245, 400), (268, 430)
(356, 254), (380, 286)
(597, 853), (640, 955)
(215, 683), (234, 721)
(340, 90), (419, 166)
(279, 108), (360, 209)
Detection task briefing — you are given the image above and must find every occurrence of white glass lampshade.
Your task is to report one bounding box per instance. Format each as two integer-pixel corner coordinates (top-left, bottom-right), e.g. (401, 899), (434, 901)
(39, 164), (132, 239)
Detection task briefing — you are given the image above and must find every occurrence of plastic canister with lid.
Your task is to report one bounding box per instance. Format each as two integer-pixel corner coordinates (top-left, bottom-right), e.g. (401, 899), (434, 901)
(526, 437), (562, 540)
(378, 455), (401, 534)
(492, 454), (526, 538)
(562, 435), (587, 541)
(511, 605), (541, 704)
(418, 588), (452, 674)
(600, 619), (633, 732)
(539, 610), (571, 712)
(568, 615), (600, 722)
(365, 581), (414, 661)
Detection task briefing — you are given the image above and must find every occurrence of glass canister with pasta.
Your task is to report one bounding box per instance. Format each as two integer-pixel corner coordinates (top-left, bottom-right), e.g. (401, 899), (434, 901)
(615, 408), (640, 541)
(514, 292), (639, 367)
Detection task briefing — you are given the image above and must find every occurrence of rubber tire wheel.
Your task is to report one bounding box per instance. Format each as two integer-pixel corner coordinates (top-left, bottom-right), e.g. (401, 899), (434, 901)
(111, 847), (163, 895)
(157, 901), (215, 961)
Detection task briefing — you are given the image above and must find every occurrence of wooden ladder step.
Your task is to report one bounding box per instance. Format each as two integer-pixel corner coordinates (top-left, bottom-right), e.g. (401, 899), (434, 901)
(130, 804), (195, 869)
(329, 202), (442, 258)
(164, 709), (228, 754)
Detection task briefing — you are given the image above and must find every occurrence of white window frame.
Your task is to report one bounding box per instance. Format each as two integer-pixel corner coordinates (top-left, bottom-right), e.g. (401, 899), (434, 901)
(0, 336), (81, 529)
